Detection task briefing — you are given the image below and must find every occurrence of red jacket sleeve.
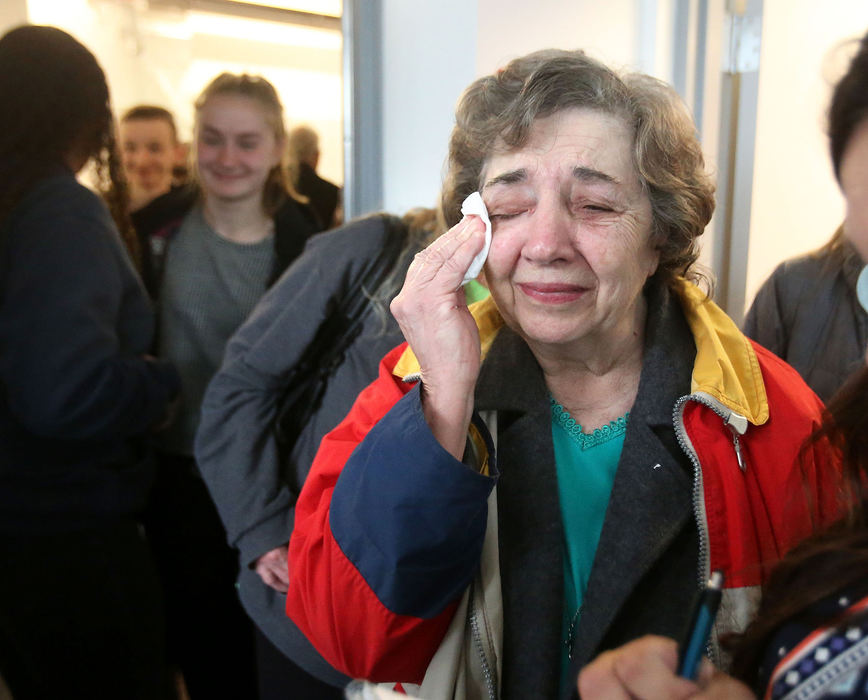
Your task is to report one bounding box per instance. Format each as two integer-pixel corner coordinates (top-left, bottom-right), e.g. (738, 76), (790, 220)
(286, 343), (495, 683)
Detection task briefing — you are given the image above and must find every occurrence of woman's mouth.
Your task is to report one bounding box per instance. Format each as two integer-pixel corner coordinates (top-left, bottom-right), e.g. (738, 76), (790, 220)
(517, 282), (589, 304)
(210, 169), (246, 181)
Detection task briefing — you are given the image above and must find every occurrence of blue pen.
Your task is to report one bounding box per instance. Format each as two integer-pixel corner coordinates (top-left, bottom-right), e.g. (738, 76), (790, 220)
(677, 570), (724, 680)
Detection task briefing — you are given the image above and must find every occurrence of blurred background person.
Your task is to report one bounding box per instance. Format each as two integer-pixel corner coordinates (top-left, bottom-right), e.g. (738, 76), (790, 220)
(196, 207), (454, 699)
(120, 104), (186, 214)
(119, 104), (196, 298)
(287, 124), (342, 229)
(743, 225), (867, 402)
(143, 72), (321, 699)
(0, 24), (180, 698)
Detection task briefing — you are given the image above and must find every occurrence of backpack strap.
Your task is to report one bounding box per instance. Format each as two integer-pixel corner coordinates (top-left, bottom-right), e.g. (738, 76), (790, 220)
(274, 214), (409, 492)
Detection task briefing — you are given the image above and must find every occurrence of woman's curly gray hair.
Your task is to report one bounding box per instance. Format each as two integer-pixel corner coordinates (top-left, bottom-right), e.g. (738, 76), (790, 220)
(440, 49), (715, 288)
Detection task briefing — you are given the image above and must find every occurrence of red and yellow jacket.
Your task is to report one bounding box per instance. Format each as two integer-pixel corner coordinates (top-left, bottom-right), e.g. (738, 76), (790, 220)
(286, 280), (842, 695)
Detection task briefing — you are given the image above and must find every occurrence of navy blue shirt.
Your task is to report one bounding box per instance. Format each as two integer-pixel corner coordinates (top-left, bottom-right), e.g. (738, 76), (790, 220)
(0, 171), (179, 532)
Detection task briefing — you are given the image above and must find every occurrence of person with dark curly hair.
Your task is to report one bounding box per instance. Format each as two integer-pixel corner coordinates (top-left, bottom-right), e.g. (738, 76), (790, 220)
(0, 24), (180, 699)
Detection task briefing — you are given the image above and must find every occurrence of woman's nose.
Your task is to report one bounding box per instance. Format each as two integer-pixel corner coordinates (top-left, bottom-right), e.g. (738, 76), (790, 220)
(523, 197), (574, 262)
(216, 145), (236, 167)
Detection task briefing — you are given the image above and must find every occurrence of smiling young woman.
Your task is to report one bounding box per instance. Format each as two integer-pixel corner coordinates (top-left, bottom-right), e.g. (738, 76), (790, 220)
(141, 73), (322, 699)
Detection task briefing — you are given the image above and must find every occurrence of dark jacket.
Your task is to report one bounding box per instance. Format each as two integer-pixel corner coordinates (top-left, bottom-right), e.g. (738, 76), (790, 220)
(743, 239), (868, 402)
(131, 184), (198, 298)
(135, 186), (321, 299)
(296, 162), (340, 229)
(195, 214), (417, 686)
(0, 172), (180, 533)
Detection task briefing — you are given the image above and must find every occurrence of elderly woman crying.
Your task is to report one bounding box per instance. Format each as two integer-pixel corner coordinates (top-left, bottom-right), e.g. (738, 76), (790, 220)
(285, 50), (841, 699)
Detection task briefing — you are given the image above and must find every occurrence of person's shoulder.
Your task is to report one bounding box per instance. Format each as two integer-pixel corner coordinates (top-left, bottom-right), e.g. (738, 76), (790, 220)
(304, 213), (402, 258)
(749, 338), (823, 410)
(25, 172), (104, 214)
(1, 175), (126, 278)
(747, 252), (832, 312)
(773, 249), (837, 283)
(11, 173), (112, 240)
(315, 171), (340, 195)
(275, 194), (323, 234)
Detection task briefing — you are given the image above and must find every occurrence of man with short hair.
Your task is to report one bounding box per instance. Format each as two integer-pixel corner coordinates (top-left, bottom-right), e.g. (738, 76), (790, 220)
(120, 105), (185, 212)
(119, 105), (195, 298)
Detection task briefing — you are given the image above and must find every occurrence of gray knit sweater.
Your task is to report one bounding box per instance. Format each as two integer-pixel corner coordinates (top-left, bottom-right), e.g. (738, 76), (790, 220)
(157, 207), (275, 454)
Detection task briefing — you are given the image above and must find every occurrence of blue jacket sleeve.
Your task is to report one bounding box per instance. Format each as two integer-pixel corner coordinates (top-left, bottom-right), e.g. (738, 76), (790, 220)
(330, 385), (497, 619)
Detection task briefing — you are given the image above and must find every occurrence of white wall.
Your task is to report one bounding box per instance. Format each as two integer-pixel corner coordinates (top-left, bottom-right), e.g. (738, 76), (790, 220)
(379, 0), (678, 217)
(0, 0), (27, 29)
(476, 0), (641, 76)
(745, 1), (868, 311)
(379, 0), (478, 215)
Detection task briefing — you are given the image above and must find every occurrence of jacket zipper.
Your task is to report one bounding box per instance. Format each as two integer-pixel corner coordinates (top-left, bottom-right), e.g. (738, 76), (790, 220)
(472, 411), (499, 700)
(672, 392), (749, 665)
(468, 579), (497, 700)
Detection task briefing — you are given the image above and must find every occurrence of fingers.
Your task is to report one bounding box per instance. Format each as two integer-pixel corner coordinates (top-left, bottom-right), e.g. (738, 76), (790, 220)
(695, 665), (755, 699)
(578, 649), (634, 700)
(401, 215), (486, 293)
(388, 216), (486, 458)
(610, 639), (696, 700)
(254, 547), (290, 593)
(696, 658), (716, 687)
(259, 570), (289, 593)
(391, 214), (485, 323)
(255, 560), (289, 593)
(578, 636), (699, 700)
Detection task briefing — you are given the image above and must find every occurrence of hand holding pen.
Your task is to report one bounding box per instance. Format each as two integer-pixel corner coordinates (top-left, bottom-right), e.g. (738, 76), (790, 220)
(677, 571), (724, 680)
(577, 571), (754, 698)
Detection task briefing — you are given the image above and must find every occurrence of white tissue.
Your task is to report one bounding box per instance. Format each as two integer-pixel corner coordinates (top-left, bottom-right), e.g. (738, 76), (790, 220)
(460, 191), (492, 285)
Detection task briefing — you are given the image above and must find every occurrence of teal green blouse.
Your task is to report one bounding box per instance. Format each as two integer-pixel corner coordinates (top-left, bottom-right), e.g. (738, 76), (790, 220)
(550, 398), (628, 691)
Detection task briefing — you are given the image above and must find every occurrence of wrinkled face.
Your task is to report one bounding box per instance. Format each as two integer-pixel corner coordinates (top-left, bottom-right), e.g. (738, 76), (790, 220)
(120, 118), (178, 204)
(841, 118), (868, 264)
(195, 94), (282, 204)
(480, 108), (659, 355)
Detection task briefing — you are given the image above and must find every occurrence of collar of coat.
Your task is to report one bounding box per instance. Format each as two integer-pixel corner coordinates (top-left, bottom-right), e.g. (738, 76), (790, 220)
(393, 276), (770, 427)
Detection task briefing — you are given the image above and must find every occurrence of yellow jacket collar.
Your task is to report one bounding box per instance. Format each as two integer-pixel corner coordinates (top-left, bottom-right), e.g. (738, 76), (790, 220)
(674, 278), (768, 425)
(394, 281), (769, 426)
